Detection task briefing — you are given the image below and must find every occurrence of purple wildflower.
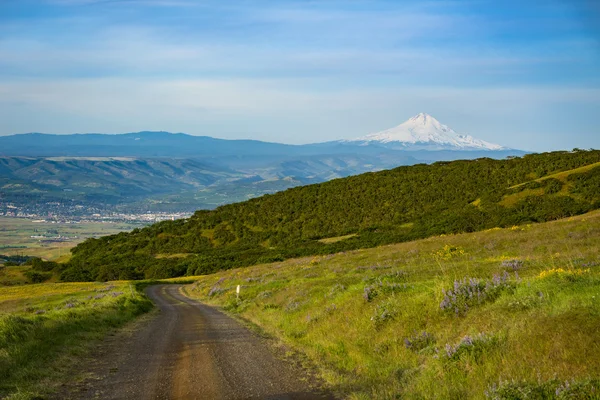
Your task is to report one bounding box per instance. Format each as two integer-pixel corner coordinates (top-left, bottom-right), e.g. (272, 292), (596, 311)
(501, 259), (524, 271)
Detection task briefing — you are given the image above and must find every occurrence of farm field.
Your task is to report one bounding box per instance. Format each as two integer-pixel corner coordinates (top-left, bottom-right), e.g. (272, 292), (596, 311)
(0, 217), (140, 261)
(184, 210), (600, 399)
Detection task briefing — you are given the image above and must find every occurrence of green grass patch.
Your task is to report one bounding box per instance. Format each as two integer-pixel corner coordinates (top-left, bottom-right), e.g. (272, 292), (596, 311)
(499, 187), (545, 206)
(0, 281), (153, 399)
(0, 266), (33, 286)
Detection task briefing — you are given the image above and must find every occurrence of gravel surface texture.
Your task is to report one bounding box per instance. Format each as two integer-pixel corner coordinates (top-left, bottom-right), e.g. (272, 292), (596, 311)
(63, 285), (333, 400)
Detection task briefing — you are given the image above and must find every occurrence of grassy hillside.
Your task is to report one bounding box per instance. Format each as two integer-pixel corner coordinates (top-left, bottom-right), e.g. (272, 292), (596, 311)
(62, 149), (600, 281)
(0, 265), (35, 286)
(0, 280), (152, 399)
(182, 211), (600, 399)
(0, 153), (415, 213)
(0, 156), (239, 210)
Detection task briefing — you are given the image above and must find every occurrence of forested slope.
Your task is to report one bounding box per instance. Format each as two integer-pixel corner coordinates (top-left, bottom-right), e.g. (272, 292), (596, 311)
(60, 150), (600, 281)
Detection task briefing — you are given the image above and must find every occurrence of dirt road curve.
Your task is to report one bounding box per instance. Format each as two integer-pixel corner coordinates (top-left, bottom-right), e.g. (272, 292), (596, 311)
(70, 285), (333, 400)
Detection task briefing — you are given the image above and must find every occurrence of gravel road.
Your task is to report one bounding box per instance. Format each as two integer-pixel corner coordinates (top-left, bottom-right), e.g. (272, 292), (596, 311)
(68, 285), (332, 400)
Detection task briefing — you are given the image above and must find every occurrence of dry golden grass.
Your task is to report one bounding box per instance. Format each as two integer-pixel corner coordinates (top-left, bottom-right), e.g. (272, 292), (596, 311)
(509, 161), (600, 189)
(318, 234), (358, 244)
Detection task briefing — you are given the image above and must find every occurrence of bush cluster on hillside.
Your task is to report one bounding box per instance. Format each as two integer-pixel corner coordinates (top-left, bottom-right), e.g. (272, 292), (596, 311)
(60, 150), (600, 281)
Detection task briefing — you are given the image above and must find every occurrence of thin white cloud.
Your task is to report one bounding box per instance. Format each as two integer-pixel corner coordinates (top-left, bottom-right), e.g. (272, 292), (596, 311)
(0, 77), (598, 150)
(0, 22), (579, 82)
(1, 1), (595, 82)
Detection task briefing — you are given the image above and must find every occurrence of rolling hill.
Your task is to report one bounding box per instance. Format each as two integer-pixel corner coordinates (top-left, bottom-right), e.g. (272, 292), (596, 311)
(58, 149), (600, 281)
(0, 152), (419, 213)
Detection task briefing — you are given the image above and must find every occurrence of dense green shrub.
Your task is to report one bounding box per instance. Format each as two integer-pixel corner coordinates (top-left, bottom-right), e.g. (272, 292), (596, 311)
(26, 258), (59, 272)
(23, 270), (52, 283)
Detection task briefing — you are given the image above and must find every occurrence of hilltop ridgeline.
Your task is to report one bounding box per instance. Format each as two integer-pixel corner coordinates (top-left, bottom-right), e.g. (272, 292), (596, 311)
(59, 150), (600, 281)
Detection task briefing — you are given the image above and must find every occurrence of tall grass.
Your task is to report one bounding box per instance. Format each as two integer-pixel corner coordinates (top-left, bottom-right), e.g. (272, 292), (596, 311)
(0, 282), (152, 399)
(184, 211), (600, 399)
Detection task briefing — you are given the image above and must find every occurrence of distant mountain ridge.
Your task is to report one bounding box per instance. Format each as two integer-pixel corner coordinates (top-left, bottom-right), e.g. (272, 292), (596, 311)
(0, 115), (526, 214)
(0, 113), (513, 157)
(0, 131), (301, 158)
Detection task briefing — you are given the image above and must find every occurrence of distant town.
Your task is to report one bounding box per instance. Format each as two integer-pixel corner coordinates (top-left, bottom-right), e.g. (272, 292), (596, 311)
(0, 201), (192, 224)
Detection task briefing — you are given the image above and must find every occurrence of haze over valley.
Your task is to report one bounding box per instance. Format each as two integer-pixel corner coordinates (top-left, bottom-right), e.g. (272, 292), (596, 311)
(0, 114), (524, 220)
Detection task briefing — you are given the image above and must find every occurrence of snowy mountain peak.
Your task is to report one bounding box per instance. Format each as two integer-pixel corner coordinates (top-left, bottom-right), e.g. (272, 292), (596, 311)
(409, 112), (434, 123)
(348, 113), (505, 151)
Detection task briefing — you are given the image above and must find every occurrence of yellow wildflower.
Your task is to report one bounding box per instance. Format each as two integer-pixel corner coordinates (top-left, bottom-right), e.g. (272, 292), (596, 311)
(539, 268), (591, 279)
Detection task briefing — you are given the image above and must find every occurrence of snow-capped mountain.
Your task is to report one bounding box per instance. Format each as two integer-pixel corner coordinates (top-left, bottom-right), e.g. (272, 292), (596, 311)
(347, 113), (505, 151)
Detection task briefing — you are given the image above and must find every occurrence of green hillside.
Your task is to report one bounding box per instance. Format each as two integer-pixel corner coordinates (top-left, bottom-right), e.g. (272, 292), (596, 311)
(60, 149), (600, 281)
(182, 210), (600, 399)
(0, 156), (240, 211)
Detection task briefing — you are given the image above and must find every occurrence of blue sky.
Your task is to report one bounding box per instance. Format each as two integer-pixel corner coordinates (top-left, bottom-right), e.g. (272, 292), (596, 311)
(0, 0), (599, 151)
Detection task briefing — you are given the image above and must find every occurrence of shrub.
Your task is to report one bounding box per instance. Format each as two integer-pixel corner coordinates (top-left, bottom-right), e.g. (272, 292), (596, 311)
(3, 261), (19, 267)
(505, 293), (544, 311)
(207, 277), (226, 297)
(441, 333), (500, 361)
(404, 331), (436, 352)
(485, 379), (557, 399)
(555, 379), (600, 398)
(371, 301), (397, 327)
(440, 272), (516, 315)
(285, 301), (302, 312)
(544, 178), (563, 194)
(223, 297), (247, 313)
(208, 286), (225, 297)
(27, 258), (59, 272)
(501, 259), (524, 271)
(363, 272), (410, 302)
(485, 378), (600, 399)
(23, 270), (52, 283)
(433, 245), (467, 260)
(363, 285), (378, 302)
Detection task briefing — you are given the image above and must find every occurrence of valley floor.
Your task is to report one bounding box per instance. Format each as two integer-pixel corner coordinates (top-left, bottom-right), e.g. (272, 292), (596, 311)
(0, 216), (138, 261)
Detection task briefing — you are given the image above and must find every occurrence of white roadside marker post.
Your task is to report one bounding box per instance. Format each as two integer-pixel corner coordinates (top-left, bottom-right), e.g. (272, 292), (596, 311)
(236, 285), (240, 301)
